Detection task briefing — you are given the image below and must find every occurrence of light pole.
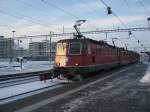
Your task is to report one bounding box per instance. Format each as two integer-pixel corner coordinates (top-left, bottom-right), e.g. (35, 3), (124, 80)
(104, 32), (108, 42)
(9, 30), (16, 63)
(49, 31), (54, 62)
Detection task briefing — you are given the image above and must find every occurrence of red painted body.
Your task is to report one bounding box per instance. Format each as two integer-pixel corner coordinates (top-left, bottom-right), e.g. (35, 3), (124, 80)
(54, 38), (139, 79)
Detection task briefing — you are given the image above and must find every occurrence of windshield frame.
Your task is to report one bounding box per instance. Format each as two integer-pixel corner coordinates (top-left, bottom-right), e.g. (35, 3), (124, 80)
(69, 42), (82, 55)
(56, 42), (67, 55)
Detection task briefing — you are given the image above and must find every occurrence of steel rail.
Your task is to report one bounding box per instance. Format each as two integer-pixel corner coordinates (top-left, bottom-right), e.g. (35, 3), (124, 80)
(0, 69), (53, 81)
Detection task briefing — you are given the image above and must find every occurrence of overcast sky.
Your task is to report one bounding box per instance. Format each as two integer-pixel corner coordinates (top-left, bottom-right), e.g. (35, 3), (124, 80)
(0, 0), (150, 50)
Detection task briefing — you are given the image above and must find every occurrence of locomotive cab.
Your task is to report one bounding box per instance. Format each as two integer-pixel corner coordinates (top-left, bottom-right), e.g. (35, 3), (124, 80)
(53, 20), (139, 80)
(55, 39), (88, 67)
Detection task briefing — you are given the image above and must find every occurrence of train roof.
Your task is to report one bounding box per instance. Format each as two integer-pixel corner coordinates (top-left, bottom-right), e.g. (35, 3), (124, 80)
(57, 38), (139, 55)
(57, 38), (117, 48)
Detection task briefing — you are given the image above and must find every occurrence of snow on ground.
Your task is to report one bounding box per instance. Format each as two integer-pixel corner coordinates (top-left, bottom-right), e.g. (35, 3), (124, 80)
(140, 73), (150, 84)
(140, 61), (150, 84)
(0, 61), (54, 75)
(0, 78), (68, 105)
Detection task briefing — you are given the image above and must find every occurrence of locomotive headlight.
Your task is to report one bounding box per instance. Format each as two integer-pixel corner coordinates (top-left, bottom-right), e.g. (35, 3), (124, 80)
(61, 62), (66, 66)
(64, 57), (68, 63)
(75, 63), (79, 66)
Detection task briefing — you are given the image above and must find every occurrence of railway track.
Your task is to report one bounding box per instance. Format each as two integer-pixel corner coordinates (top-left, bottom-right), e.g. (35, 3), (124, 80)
(0, 64), (135, 106)
(0, 82), (64, 105)
(0, 76), (39, 88)
(0, 69), (54, 88)
(0, 69), (68, 105)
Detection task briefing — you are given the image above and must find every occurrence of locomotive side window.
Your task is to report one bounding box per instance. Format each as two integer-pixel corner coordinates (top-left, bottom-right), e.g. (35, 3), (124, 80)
(82, 42), (88, 54)
(56, 43), (67, 55)
(88, 44), (91, 54)
(69, 42), (81, 55)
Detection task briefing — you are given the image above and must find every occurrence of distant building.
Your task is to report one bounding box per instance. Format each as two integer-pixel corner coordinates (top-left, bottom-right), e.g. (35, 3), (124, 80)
(0, 36), (14, 58)
(0, 36), (5, 58)
(29, 41), (56, 60)
(15, 47), (29, 57)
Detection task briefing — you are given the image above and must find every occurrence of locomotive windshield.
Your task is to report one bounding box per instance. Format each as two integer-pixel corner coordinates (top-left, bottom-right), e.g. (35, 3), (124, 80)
(56, 43), (67, 55)
(69, 42), (81, 55)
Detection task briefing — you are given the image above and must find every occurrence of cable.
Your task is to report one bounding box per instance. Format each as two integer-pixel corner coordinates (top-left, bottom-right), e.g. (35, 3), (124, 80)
(123, 0), (133, 15)
(79, 0), (98, 14)
(0, 9), (52, 28)
(78, 0), (106, 29)
(41, 0), (95, 32)
(100, 0), (108, 7)
(113, 12), (128, 28)
(41, 0), (79, 19)
(137, 0), (150, 15)
(136, 0), (150, 50)
(100, 0), (128, 28)
(100, 0), (148, 51)
(123, 0), (149, 51)
(16, 0), (60, 17)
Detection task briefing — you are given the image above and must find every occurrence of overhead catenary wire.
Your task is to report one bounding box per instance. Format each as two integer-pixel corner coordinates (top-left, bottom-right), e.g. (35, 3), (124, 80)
(78, 0), (111, 30)
(41, 0), (95, 31)
(41, 0), (79, 19)
(16, 0), (61, 18)
(100, 0), (128, 28)
(79, 0), (99, 14)
(137, 0), (150, 15)
(100, 0), (148, 51)
(123, 0), (133, 15)
(0, 10), (24, 29)
(136, 0), (150, 50)
(122, 0), (148, 51)
(0, 9), (53, 29)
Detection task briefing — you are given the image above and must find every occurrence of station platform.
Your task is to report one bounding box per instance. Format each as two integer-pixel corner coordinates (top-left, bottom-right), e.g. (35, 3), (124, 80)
(0, 63), (150, 112)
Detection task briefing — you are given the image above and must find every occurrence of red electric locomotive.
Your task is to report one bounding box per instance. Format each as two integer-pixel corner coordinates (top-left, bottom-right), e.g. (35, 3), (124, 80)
(54, 22), (139, 80)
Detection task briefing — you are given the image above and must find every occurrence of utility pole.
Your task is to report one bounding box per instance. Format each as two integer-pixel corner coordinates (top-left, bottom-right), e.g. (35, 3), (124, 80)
(29, 38), (32, 43)
(10, 30), (16, 63)
(63, 25), (64, 34)
(45, 35), (48, 57)
(49, 31), (53, 62)
(124, 43), (129, 50)
(147, 18), (150, 30)
(105, 32), (108, 41)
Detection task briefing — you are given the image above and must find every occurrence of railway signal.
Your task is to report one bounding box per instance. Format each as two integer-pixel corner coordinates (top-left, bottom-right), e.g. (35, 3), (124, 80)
(107, 6), (112, 14)
(147, 17), (150, 29)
